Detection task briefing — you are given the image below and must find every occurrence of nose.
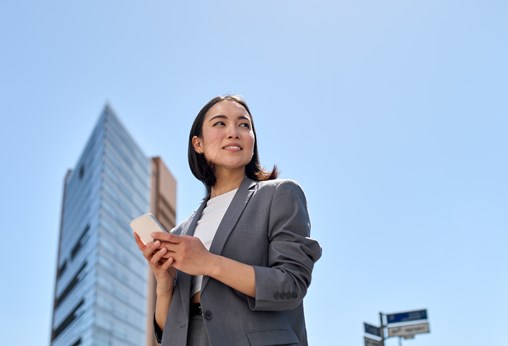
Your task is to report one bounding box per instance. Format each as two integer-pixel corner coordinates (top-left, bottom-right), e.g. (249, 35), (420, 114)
(227, 125), (240, 139)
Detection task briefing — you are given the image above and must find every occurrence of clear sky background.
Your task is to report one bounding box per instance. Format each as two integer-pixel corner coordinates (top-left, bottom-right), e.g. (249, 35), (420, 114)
(1, 1), (506, 345)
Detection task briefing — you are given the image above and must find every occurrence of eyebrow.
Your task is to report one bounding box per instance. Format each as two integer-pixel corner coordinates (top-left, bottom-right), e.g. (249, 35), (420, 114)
(208, 114), (251, 122)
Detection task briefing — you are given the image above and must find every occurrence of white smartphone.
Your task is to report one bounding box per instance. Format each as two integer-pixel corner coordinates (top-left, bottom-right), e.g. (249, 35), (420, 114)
(130, 212), (168, 244)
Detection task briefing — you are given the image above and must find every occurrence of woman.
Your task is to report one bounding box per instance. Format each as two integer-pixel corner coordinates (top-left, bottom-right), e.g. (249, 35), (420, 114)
(134, 95), (322, 346)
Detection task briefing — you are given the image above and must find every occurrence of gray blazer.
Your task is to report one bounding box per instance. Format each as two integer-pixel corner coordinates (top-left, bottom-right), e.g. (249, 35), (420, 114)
(160, 177), (322, 346)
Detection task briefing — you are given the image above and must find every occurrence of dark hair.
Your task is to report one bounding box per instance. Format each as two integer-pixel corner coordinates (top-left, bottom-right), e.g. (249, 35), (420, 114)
(188, 95), (278, 190)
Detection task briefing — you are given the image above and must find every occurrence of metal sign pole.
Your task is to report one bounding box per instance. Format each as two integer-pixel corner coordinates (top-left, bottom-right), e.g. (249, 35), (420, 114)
(379, 312), (385, 346)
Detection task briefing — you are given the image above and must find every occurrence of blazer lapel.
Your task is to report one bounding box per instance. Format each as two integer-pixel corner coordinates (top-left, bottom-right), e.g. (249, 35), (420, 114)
(202, 177), (257, 290)
(182, 197), (209, 236)
(176, 271), (192, 320)
(177, 196), (208, 312)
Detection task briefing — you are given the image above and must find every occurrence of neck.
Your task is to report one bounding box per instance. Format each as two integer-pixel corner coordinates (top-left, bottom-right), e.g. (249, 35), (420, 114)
(211, 170), (245, 198)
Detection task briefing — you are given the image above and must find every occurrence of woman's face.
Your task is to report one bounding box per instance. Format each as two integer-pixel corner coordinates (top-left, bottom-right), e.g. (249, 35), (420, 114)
(192, 100), (255, 178)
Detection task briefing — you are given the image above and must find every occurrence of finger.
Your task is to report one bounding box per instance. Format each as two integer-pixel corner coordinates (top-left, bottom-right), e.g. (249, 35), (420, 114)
(160, 242), (184, 258)
(152, 232), (182, 244)
(150, 247), (168, 265)
(160, 250), (172, 259)
(133, 232), (147, 251)
(160, 257), (174, 271)
(142, 240), (160, 259)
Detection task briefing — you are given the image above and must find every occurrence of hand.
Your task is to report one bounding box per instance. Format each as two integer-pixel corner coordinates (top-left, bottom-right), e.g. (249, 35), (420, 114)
(151, 232), (214, 276)
(133, 232), (176, 294)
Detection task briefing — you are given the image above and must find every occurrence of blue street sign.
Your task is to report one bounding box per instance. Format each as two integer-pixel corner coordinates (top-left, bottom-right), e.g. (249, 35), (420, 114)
(386, 309), (428, 324)
(364, 322), (382, 337)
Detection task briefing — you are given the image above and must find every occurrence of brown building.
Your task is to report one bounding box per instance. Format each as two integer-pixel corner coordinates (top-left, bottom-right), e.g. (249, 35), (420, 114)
(146, 157), (177, 345)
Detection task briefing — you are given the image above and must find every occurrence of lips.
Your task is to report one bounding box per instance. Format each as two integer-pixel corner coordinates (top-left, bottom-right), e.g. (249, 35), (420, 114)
(223, 144), (242, 150)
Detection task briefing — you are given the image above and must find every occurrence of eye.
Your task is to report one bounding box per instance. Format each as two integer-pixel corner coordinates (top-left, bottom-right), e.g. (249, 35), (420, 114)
(239, 122), (251, 129)
(213, 121), (226, 127)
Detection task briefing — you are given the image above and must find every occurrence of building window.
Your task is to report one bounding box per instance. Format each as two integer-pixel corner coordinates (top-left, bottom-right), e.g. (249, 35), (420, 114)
(79, 165), (85, 180)
(71, 338), (82, 346)
(71, 224), (90, 260)
(56, 260), (67, 279)
(51, 299), (84, 341)
(55, 262), (87, 308)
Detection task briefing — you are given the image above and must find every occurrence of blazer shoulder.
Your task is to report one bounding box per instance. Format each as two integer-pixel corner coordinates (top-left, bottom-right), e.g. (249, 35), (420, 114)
(256, 178), (303, 188)
(256, 178), (306, 194)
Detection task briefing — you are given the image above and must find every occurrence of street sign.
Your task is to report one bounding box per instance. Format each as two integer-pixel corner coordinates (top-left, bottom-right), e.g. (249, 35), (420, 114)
(364, 336), (382, 346)
(386, 309), (428, 324)
(364, 322), (382, 337)
(388, 322), (430, 338)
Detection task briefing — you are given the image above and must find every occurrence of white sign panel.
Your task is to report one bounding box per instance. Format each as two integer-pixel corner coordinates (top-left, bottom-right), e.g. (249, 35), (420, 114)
(364, 336), (382, 346)
(388, 322), (430, 338)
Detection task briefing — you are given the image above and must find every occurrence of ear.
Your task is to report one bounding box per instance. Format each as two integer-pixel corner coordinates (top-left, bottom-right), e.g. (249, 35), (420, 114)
(192, 136), (204, 154)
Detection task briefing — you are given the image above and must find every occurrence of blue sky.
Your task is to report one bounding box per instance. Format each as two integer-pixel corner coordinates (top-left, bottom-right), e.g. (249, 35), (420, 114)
(1, 1), (507, 345)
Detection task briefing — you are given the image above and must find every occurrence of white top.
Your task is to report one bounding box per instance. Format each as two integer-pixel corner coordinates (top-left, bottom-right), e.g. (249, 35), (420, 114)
(191, 188), (238, 297)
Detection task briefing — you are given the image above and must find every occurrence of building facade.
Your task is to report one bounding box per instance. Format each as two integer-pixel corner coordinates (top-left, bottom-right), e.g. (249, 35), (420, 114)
(50, 105), (176, 346)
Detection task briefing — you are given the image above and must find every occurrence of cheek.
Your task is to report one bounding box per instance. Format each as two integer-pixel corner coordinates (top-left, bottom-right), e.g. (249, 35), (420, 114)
(244, 140), (255, 160)
(201, 132), (220, 148)
(248, 135), (255, 153)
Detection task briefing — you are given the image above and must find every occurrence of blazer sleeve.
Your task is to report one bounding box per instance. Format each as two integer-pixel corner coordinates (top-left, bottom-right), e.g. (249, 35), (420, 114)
(248, 180), (322, 311)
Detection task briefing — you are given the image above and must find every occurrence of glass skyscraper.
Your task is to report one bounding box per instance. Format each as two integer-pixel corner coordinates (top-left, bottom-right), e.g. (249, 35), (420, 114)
(50, 105), (176, 346)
